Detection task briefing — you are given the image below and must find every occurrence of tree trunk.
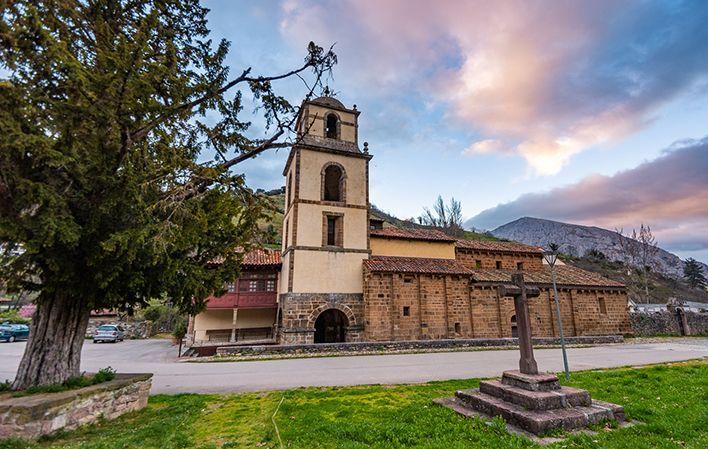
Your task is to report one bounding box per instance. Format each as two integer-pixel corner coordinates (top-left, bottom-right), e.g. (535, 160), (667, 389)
(12, 294), (91, 390)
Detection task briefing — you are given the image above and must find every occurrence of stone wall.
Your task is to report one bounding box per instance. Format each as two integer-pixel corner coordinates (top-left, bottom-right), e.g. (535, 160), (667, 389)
(85, 318), (154, 339)
(0, 373), (152, 440)
(216, 335), (623, 357)
(279, 292), (364, 344)
(630, 310), (708, 336)
(362, 272), (631, 341)
(456, 249), (544, 271)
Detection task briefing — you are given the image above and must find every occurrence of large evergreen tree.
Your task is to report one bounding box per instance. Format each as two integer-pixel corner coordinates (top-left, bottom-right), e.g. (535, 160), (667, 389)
(683, 258), (706, 289)
(0, 0), (335, 389)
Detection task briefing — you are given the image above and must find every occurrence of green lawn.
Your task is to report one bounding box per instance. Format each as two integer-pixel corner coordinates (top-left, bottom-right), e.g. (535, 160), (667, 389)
(2, 361), (706, 449)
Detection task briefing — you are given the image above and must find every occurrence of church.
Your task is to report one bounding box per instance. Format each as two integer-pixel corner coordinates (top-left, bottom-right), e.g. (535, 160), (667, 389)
(187, 95), (631, 350)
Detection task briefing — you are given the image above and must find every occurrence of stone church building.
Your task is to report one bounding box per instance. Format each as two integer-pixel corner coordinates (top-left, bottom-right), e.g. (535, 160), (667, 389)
(188, 96), (630, 348)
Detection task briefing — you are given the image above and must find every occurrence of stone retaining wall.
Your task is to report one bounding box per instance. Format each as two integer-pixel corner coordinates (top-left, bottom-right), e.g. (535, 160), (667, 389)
(630, 311), (708, 336)
(215, 335), (623, 357)
(0, 373), (152, 440)
(85, 318), (154, 339)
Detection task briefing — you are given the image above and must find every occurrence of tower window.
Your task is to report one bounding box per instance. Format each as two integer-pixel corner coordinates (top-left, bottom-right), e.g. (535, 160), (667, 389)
(325, 114), (338, 139)
(323, 164), (344, 202)
(323, 214), (343, 247)
(287, 172), (292, 207)
(327, 217), (336, 245)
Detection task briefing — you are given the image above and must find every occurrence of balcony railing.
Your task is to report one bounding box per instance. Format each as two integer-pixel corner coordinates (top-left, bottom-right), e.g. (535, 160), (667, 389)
(206, 291), (277, 309)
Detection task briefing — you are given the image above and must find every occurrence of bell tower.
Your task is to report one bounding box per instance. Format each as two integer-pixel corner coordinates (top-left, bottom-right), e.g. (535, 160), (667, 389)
(278, 95), (372, 344)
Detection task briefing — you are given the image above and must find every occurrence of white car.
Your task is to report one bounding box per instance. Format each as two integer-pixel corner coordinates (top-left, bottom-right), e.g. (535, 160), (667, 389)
(93, 324), (125, 343)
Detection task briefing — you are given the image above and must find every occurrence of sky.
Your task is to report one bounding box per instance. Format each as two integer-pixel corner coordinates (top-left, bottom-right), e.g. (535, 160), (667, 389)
(204, 0), (708, 262)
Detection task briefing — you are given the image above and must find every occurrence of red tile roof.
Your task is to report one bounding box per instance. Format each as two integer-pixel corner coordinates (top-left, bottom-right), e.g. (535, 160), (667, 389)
(469, 266), (625, 288)
(242, 248), (281, 267)
(455, 239), (543, 254)
(364, 256), (623, 288)
(210, 248), (281, 267)
(364, 256), (473, 275)
(370, 227), (456, 242)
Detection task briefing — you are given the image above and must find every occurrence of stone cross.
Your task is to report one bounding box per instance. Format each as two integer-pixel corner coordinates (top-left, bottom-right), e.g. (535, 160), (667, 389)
(498, 273), (541, 375)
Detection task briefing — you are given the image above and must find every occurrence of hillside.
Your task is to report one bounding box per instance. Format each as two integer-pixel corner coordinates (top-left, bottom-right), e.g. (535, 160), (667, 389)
(491, 217), (707, 278)
(560, 253), (708, 304)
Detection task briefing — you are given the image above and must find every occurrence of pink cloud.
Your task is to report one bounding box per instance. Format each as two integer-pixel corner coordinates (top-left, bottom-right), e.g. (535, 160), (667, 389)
(280, 0), (708, 175)
(468, 137), (708, 258)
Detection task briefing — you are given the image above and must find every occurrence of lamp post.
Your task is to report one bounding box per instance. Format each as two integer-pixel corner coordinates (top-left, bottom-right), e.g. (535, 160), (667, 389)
(543, 249), (570, 380)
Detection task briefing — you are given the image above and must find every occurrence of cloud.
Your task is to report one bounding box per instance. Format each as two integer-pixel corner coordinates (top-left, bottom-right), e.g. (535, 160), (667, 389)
(463, 139), (508, 156)
(280, 0), (708, 175)
(466, 137), (708, 258)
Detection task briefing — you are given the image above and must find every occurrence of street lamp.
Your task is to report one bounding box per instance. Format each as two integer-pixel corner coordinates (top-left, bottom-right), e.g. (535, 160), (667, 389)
(543, 249), (570, 380)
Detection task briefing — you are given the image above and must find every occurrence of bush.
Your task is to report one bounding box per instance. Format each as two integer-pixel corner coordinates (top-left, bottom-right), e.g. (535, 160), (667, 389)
(0, 309), (30, 325)
(139, 299), (185, 333)
(172, 319), (187, 340)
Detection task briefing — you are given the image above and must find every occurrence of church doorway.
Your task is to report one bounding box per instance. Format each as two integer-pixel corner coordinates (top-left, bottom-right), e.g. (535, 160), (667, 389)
(314, 309), (348, 343)
(510, 315), (518, 338)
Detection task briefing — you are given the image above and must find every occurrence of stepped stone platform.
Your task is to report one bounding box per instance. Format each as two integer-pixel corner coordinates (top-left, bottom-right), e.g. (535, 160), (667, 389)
(441, 370), (625, 436)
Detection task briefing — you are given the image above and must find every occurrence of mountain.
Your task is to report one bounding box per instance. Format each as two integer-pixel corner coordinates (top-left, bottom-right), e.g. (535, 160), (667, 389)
(490, 217), (707, 278)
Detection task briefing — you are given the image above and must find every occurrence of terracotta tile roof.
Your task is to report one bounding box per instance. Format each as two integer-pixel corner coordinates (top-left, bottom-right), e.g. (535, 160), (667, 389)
(210, 248), (281, 267)
(455, 239), (543, 254)
(242, 248), (281, 267)
(363, 256), (473, 275)
(370, 227), (457, 242)
(469, 266), (625, 288)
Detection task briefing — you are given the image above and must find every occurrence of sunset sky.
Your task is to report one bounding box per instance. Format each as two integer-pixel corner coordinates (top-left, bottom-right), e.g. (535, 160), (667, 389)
(205, 0), (708, 262)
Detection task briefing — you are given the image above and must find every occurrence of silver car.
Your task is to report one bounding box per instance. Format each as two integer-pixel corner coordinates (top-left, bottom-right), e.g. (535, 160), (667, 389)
(92, 324), (125, 343)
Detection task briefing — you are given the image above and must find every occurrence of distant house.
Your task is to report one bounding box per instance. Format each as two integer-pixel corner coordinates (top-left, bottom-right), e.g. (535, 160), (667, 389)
(188, 95), (630, 349)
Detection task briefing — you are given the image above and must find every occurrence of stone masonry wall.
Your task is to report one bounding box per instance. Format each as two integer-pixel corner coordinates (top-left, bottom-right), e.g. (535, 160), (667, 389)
(279, 293), (364, 344)
(363, 272), (630, 341)
(85, 318), (155, 339)
(630, 310), (708, 336)
(0, 373), (152, 440)
(456, 249), (544, 271)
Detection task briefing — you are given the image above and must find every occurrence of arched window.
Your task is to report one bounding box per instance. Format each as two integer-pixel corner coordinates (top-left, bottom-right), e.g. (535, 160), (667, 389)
(322, 164), (345, 202)
(325, 114), (338, 139)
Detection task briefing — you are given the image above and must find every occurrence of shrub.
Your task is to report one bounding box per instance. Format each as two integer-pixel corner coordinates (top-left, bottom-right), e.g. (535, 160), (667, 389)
(172, 319), (187, 340)
(0, 309), (30, 325)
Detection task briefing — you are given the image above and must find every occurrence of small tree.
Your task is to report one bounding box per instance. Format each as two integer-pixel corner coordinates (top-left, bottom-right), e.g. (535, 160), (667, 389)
(616, 224), (659, 302)
(0, 0), (336, 389)
(683, 258), (707, 289)
(418, 195), (464, 237)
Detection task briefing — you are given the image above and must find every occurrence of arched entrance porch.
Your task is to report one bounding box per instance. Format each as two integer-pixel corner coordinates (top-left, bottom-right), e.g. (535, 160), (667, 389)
(314, 308), (349, 343)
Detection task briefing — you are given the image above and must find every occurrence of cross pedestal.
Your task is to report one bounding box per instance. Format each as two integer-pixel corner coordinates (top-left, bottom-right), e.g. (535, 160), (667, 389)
(436, 271), (626, 437)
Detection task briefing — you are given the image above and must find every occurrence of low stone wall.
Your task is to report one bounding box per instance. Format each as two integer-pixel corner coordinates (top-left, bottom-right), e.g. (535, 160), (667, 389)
(85, 318), (154, 339)
(630, 311), (708, 336)
(0, 373), (152, 440)
(215, 335), (623, 357)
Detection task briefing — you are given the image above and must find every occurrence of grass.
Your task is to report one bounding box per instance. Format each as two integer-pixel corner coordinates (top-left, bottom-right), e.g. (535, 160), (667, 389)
(1, 360), (706, 449)
(0, 367), (116, 397)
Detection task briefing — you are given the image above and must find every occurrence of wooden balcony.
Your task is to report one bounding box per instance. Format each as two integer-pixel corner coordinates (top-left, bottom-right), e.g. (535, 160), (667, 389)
(206, 291), (277, 309)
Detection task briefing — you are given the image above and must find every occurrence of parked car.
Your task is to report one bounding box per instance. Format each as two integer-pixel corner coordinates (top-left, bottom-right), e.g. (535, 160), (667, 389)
(93, 324), (125, 343)
(0, 323), (30, 342)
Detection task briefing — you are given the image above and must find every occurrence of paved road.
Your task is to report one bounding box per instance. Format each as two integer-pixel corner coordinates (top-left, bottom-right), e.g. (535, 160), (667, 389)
(1, 339), (706, 394)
